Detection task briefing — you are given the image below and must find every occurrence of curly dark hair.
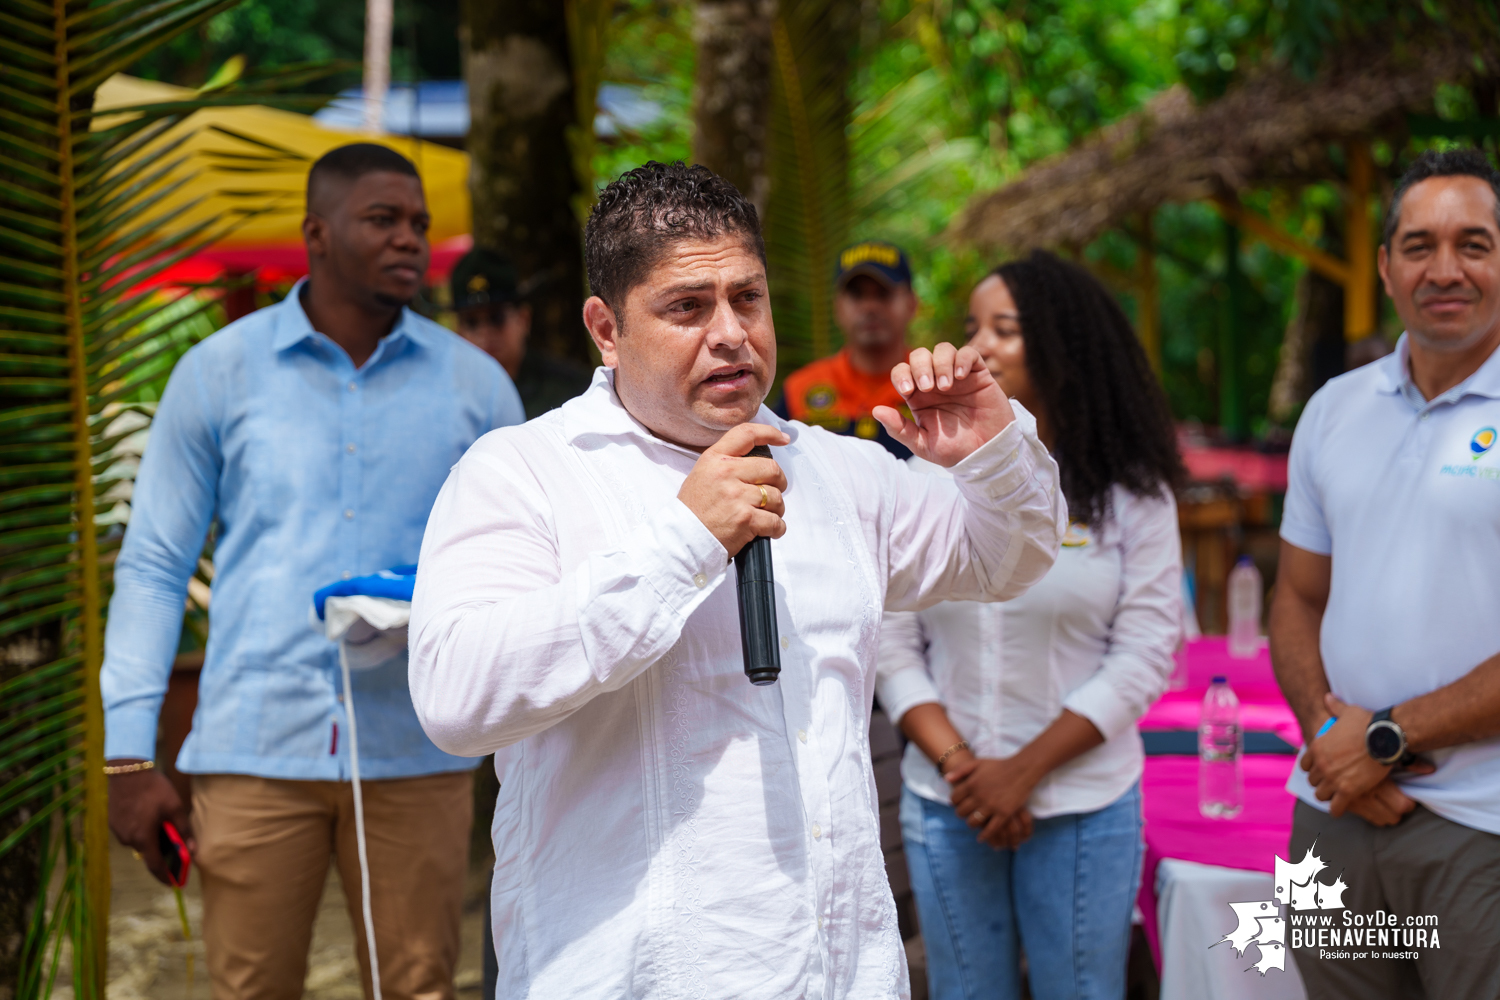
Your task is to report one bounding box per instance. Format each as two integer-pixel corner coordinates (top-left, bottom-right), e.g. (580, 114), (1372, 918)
(993, 250), (1184, 527)
(584, 161), (765, 316)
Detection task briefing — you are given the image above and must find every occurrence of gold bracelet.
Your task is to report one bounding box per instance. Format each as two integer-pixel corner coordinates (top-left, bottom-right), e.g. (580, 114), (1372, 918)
(935, 741), (971, 771)
(102, 760), (155, 775)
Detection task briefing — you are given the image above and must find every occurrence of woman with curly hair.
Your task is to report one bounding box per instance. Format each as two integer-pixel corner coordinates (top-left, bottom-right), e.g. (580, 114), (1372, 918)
(877, 250), (1186, 1000)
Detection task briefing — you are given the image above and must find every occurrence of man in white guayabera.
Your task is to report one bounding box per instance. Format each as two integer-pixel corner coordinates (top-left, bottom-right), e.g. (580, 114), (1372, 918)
(407, 161), (1065, 999)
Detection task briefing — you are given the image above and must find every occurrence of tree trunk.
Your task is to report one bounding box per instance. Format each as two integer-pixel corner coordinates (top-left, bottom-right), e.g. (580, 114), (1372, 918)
(461, 0), (589, 364)
(1269, 267), (1345, 423)
(692, 0), (775, 215)
(363, 0), (393, 132)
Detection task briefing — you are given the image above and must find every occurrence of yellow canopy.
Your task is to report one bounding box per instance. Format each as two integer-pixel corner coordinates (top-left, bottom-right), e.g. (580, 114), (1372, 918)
(93, 74), (472, 249)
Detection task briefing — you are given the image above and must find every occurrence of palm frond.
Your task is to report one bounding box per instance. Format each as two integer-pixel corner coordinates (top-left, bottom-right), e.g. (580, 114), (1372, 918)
(764, 0), (857, 377)
(0, 0), (319, 993)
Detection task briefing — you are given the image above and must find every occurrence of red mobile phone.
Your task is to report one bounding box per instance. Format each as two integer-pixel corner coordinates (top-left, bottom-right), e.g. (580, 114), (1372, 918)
(158, 821), (191, 888)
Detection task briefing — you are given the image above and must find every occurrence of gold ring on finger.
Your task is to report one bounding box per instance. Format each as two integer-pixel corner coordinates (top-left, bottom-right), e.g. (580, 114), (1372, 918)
(757, 484), (769, 509)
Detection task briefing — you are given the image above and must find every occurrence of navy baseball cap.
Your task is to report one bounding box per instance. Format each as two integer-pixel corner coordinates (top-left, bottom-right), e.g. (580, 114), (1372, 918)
(835, 241), (912, 290)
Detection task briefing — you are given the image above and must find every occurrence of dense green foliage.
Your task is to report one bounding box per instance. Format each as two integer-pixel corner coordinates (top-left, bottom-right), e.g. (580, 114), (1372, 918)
(593, 3), (696, 181)
(125, 0), (1497, 430)
(129, 0), (461, 90)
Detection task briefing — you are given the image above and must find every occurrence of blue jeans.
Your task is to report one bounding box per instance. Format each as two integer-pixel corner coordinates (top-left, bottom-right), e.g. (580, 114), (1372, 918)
(900, 782), (1143, 1000)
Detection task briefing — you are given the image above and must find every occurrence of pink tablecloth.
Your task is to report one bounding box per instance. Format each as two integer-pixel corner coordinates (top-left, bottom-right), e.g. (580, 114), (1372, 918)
(1136, 639), (1303, 968)
(1140, 640), (1303, 749)
(1180, 443), (1289, 492)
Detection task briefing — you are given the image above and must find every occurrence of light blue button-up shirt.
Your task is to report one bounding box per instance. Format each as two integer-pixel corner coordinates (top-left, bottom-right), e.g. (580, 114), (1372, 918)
(101, 281), (524, 780)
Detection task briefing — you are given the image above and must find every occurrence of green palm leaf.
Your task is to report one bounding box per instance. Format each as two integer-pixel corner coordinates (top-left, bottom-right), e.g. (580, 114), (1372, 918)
(0, 1), (326, 993)
(763, 0), (856, 377)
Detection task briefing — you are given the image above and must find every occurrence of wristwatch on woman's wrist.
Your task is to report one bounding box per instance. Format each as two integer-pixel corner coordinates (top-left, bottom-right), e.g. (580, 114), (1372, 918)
(1365, 707), (1412, 767)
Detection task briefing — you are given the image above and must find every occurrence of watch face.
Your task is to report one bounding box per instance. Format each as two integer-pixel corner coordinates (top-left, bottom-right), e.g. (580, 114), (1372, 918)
(1368, 722), (1403, 762)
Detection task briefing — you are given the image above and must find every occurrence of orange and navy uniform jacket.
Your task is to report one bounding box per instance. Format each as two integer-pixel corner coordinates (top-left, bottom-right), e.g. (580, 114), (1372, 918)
(773, 349), (913, 460)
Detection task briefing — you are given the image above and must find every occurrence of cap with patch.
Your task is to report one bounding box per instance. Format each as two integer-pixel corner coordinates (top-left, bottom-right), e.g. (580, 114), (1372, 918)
(835, 241), (912, 290)
(450, 248), (521, 311)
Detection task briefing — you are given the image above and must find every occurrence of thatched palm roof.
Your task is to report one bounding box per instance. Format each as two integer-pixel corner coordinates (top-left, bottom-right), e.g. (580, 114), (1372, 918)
(953, 35), (1500, 251)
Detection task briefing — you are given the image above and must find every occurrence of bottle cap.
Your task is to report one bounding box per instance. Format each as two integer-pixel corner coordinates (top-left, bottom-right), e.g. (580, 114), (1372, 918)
(1212, 675), (1227, 684)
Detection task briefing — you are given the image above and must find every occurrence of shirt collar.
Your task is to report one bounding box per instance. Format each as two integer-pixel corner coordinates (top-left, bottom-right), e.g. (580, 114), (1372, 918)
(1374, 334), (1422, 408)
(1377, 332), (1500, 406)
(271, 278), (435, 356)
(562, 367), (800, 452)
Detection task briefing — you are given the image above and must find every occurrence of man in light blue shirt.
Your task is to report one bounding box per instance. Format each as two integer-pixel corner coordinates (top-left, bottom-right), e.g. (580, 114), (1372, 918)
(1271, 149), (1500, 999)
(102, 143), (522, 999)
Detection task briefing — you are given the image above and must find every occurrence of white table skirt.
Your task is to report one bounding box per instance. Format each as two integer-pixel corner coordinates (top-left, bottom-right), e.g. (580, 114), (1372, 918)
(1157, 859), (1308, 1000)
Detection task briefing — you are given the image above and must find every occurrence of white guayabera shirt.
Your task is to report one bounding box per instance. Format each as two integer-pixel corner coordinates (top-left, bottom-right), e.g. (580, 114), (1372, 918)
(409, 369), (1064, 1000)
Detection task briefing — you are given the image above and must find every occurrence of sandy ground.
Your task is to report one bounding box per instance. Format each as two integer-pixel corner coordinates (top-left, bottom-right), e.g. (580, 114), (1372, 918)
(36, 838), (934, 1000)
(94, 839), (490, 1000)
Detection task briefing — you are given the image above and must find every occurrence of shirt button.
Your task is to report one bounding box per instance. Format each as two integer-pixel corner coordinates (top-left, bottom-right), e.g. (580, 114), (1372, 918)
(341, 570), (352, 580)
(346, 443), (357, 454)
(1420, 412), (1430, 420)
(692, 572), (707, 589)
(817, 916), (824, 930)
(344, 509), (355, 520)
(348, 382), (357, 392)
(337, 694), (345, 703)
(811, 823), (822, 840)
(780, 635), (790, 650)
(797, 729), (807, 743)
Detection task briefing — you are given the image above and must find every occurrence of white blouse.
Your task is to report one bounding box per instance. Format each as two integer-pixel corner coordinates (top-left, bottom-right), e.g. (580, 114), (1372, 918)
(408, 370), (1065, 999)
(876, 475), (1182, 818)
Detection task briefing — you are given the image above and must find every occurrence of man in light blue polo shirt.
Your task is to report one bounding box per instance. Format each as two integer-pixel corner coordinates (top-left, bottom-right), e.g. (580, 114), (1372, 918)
(101, 144), (523, 999)
(1270, 149), (1500, 999)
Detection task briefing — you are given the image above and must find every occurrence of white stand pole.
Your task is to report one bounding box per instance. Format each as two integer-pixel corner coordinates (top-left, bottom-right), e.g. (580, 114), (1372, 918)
(363, 0), (392, 132)
(340, 642), (383, 1000)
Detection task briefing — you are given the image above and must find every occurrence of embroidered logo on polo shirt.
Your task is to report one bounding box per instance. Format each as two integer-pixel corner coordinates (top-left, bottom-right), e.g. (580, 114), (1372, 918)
(1471, 426), (1496, 460)
(1441, 425), (1500, 480)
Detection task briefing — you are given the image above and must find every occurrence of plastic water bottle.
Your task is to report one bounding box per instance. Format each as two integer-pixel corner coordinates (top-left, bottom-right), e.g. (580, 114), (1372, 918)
(1227, 556), (1262, 658)
(1199, 676), (1243, 819)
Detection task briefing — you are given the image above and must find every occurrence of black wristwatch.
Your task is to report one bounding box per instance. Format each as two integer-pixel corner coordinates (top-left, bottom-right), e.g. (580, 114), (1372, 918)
(1365, 707), (1412, 767)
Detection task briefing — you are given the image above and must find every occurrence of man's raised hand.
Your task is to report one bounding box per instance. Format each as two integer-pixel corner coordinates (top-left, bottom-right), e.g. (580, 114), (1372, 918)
(678, 423), (790, 557)
(872, 343), (1016, 468)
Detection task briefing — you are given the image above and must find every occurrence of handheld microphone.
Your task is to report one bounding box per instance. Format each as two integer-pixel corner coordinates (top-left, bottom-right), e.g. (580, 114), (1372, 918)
(736, 445), (782, 686)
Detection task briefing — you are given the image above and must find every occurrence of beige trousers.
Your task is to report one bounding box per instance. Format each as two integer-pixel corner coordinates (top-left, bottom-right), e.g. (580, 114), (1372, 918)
(192, 771), (473, 1000)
